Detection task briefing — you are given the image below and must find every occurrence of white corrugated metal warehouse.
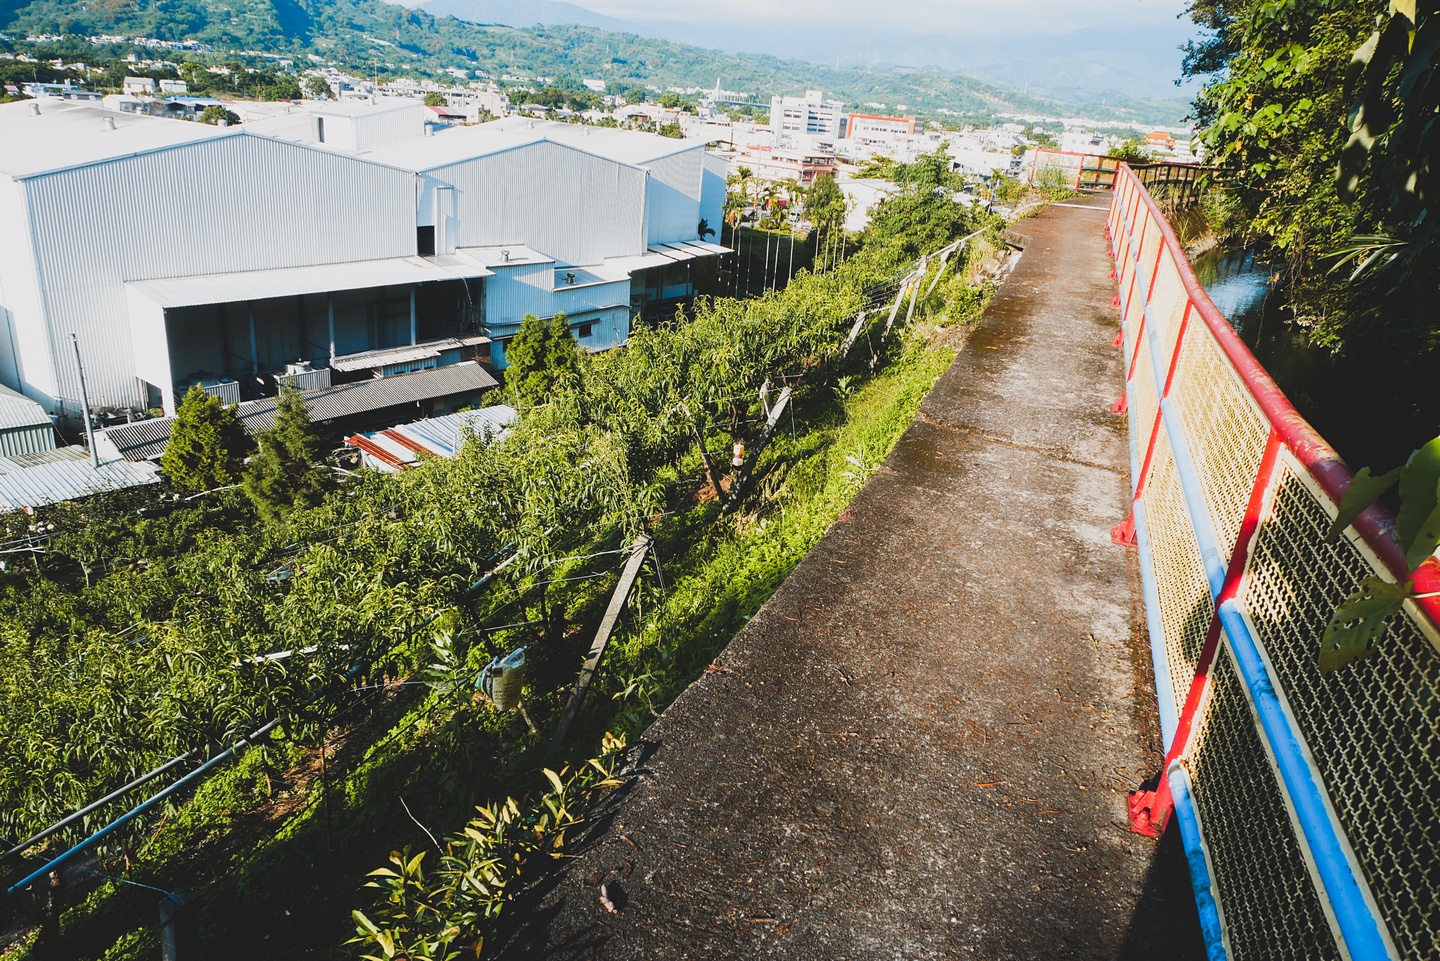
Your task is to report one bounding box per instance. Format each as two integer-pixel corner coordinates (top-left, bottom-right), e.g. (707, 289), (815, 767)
(0, 98), (729, 441)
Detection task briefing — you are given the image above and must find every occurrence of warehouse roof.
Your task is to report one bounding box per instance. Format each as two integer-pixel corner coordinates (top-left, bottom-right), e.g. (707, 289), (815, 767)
(352, 117), (709, 173)
(345, 405), (517, 473)
(0, 447), (160, 512)
(99, 363), (500, 460)
(127, 252), (495, 309)
(484, 116), (708, 165)
(0, 384), (51, 431)
(0, 101), (234, 180)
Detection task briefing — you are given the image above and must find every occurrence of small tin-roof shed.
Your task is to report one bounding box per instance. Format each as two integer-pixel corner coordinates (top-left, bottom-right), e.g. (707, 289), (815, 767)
(0, 384), (56, 458)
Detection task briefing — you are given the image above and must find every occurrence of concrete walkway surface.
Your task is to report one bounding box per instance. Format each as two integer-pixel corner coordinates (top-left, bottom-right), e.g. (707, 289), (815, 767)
(495, 194), (1205, 961)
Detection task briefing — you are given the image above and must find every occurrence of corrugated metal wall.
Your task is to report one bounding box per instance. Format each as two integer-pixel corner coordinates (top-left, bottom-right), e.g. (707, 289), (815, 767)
(581, 305), (630, 352)
(644, 150), (703, 246)
(553, 278), (630, 317)
(0, 423), (55, 458)
(435, 140), (646, 266)
(483, 262), (556, 324)
(352, 102), (425, 152)
(21, 136), (418, 410)
(0, 180), (57, 405)
(700, 153), (728, 247)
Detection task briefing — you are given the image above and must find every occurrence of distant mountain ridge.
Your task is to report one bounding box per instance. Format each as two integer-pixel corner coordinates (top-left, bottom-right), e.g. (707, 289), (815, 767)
(407, 0), (1199, 104)
(0, 0), (1190, 126)
(409, 0), (632, 32)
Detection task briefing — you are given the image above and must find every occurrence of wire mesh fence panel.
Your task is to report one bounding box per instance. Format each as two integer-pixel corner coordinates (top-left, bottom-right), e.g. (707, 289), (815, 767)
(1241, 462), (1440, 960)
(1109, 162), (1438, 961)
(1167, 323), (1271, 557)
(1148, 255), (1189, 365)
(1188, 645), (1344, 961)
(1141, 428), (1214, 712)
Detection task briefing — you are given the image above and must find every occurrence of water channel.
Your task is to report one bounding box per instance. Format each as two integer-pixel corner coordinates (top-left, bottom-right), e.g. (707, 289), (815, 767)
(1190, 247), (1435, 472)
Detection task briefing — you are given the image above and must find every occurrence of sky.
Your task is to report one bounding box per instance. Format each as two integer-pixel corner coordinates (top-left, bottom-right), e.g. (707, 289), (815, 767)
(562, 0), (1195, 39)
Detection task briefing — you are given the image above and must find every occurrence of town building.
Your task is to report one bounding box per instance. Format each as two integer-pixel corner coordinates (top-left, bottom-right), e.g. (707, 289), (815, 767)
(769, 90), (845, 149)
(846, 113), (918, 147)
(0, 99), (728, 450)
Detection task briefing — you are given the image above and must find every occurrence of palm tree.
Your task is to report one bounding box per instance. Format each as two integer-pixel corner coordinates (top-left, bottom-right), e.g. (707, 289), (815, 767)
(725, 205), (744, 296)
(785, 183), (800, 286)
(727, 167), (753, 296)
(759, 183), (778, 291)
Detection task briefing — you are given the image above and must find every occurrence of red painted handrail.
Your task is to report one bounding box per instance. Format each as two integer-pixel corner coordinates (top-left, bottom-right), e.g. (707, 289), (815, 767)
(1116, 163), (1440, 625)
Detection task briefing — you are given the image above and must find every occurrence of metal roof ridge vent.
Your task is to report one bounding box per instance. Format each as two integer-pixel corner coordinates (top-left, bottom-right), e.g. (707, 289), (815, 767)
(101, 116), (116, 131)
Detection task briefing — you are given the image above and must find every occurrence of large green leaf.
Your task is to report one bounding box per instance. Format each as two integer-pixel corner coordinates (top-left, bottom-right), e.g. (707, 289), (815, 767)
(1327, 465), (1402, 541)
(1397, 438), (1440, 569)
(1319, 575), (1414, 673)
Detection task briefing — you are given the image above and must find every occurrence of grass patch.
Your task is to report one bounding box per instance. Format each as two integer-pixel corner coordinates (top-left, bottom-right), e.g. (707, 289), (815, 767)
(22, 318), (968, 961)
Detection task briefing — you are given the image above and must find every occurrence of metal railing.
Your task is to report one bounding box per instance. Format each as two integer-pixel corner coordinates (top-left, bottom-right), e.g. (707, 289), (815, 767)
(1107, 163), (1440, 961)
(1129, 162), (1204, 206)
(1029, 149), (1121, 190)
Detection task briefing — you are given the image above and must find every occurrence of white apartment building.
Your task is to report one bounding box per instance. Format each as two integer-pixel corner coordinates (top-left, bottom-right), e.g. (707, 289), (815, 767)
(769, 90), (844, 149)
(0, 99), (727, 441)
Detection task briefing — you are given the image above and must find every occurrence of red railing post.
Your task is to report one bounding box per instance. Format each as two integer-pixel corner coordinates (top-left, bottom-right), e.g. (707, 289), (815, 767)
(1129, 430), (1283, 837)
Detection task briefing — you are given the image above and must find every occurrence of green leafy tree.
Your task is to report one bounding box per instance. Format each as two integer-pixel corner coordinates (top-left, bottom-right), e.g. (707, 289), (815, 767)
(658, 121), (684, 139)
(505, 313), (581, 409)
(423, 91), (446, 107)
(1107, 138), (1155, 164)
(1320, 435), (1440, 671)
(304, 75), (331, 99)
(243, 383), (326, 522)
(1335, 1), (1440, 290)
(160, 384), (251, 493)
(199, 104), (240, 125)
(1188, 0), (1379, 347)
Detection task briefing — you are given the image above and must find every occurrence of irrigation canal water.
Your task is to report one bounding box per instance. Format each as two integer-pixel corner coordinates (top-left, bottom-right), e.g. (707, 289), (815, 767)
(1192, 247), (1436, 472)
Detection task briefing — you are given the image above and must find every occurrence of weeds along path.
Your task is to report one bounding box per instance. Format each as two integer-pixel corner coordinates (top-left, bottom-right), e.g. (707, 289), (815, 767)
(6, 220), (998, 960)
(491, 194), (1208, 961)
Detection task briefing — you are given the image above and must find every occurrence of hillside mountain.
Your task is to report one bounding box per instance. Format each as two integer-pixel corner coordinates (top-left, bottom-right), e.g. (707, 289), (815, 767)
(406, 0), (1199, 104)
(0, 0), (1188, 126)
(409, 0), (631, 32)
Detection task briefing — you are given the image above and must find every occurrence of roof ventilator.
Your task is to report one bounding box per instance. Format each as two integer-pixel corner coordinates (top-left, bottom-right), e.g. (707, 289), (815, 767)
(30, 102), (41, 116)
(101, 116), (116, 131)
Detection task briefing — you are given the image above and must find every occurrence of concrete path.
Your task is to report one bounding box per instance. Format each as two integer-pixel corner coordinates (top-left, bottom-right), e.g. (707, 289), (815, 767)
(496, 195), (1204, 960)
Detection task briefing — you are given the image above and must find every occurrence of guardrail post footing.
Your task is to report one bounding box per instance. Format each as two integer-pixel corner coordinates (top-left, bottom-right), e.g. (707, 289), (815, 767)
(1110, 293), (1121, 307)
(1111, 513), (1137, 546)
(1112, 329), (1124, 348)
(1127, 788), (1166, 838)
(1110, 395), (1128, 415)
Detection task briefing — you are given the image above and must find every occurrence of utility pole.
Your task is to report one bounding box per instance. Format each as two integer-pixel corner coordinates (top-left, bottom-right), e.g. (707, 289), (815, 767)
(71, 334), (99, 468)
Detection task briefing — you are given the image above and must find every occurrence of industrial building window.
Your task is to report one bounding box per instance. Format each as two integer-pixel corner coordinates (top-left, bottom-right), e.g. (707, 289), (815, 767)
(416, 226), (435, 256)
(573, 322), (595, 338)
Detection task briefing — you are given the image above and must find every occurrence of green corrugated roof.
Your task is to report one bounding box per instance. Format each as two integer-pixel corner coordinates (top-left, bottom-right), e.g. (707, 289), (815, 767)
(0, 384), (52, 432)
